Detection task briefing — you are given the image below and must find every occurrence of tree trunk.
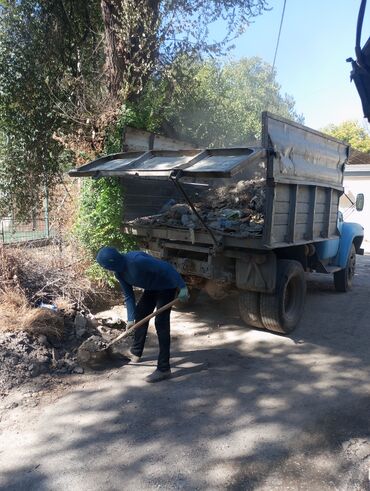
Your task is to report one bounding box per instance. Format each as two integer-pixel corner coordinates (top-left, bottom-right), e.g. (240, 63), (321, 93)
(100, 0), (160, 101)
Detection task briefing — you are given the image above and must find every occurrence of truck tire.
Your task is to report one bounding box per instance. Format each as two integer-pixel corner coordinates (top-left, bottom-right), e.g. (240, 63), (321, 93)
(239, 291), (264, 329)
(260, 260), (306, 334)
(334, 244), (356, 292)
(174, 288), (200, 310)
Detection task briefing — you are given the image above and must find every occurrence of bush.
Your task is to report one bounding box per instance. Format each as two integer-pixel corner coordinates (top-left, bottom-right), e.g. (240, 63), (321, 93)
(74, 177), (136, 286)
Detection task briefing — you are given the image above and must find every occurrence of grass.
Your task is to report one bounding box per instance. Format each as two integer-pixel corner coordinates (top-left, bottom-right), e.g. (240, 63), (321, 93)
(0, 288), (64, 339)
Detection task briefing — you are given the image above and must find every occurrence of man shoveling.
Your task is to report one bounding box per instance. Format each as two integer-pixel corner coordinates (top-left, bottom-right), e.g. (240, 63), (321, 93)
(96, 247), (189, 382)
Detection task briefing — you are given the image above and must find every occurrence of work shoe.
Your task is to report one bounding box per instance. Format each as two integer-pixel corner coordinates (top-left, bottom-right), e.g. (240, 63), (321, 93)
(145, 369), (171, 383)
(123, 350), (141, 363)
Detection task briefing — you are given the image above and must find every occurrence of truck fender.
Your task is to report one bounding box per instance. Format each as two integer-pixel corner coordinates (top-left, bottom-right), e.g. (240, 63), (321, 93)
(334, 222), (364, 268)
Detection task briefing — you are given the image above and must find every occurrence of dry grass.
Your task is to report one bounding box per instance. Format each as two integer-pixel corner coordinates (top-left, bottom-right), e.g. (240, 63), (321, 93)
(53, 296), (76, 315)
(0, 243), (108, 337)
(0, 243), (106, 311)
(0, 288), (64, 339)
(0, 245), (22, 291)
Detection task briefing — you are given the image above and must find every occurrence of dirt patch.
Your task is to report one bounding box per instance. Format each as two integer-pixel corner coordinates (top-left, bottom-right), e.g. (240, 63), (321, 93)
(0, 303), (131, 396)
(0, 315), (82, 394)
(0, 244), (129, 397)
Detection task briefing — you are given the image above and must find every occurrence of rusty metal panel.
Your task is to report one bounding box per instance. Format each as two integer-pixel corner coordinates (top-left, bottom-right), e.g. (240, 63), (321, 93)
(262, 112), (348, 189)
(68, 152), (144, 177)
(180, 148), (265, 178)
(123, 150), (199, 176)
(266, 182), (342, 247)
(70, 147), (266, 178)
(119, 148), (265, 178)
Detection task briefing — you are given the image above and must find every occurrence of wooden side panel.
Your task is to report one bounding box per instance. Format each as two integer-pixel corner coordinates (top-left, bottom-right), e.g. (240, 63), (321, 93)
(268, 183), (341, 246)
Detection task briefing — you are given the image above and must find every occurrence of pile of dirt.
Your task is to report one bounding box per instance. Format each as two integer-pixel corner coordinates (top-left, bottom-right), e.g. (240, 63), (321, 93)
(129, 178), (265, 237)
(0, 245), (129, 395)
(0, 321), (79, 393)
(0, 304), (129, 394)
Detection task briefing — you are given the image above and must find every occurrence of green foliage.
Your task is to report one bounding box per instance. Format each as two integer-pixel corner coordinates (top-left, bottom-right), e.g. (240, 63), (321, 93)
(74, 177), (135, 286)
(323, 121), (370, 153)
(0, 0), (102, 217)
(101, 0), (269, 99)
(127, 57), (303, 146)
(0, 0), (271, 217)
(0, 2), (63, 216)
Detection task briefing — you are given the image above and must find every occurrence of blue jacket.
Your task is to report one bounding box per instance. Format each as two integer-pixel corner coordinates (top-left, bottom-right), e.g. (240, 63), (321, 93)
(114, 251), (186, 321)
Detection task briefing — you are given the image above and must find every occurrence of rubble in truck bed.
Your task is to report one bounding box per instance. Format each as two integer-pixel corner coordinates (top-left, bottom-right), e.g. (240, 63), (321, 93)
(129, 178), (266, 237)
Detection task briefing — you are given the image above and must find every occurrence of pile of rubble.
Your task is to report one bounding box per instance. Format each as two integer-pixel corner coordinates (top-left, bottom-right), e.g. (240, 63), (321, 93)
(0, 306), (129, 394)
(129, 178), (265, 237)
(0, 245), (131, 396)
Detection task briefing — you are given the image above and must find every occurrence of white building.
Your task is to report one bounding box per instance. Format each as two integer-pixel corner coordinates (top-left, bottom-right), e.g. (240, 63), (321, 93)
(343, 151), (370, 249)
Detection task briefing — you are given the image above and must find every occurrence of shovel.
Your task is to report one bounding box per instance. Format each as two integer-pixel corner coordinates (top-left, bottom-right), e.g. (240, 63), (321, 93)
(77, 298), (179, 368)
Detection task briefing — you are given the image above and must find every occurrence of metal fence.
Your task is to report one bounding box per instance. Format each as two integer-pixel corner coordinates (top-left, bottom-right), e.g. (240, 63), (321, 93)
(0, 216), (52, 244)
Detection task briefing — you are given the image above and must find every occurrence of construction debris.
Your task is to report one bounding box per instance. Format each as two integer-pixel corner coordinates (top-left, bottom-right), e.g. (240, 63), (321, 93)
(0, 317), (83, 392)
(129, 178), (265, 237)
(0, 303), (131, 394)
(77, 335), (108, 353)
(0, 245), (128, 394)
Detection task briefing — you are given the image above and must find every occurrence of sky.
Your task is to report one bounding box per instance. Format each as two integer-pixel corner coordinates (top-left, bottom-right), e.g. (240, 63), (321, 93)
(213, 0), (370, 130)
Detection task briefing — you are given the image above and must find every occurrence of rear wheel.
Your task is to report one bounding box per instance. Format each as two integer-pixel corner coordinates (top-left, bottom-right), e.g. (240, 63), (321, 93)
(239, 291), (264, 328)
(334, 244), (356, 292)
(260, 260), (306, 334)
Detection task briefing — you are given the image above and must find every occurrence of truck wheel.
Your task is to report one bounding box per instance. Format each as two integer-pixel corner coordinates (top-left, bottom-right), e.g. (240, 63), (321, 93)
(239, 291), (264, 328)
(174, 288), (200, 310)
(334, 244), (356, 292)
(260, 260), (306, 334)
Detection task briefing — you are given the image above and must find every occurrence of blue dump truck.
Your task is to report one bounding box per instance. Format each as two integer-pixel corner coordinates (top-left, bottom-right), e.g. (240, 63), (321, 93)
(70, 112), (365, 334)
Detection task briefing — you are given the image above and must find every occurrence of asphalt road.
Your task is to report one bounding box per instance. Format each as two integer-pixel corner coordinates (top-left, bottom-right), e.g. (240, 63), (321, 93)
(1, 255), (370, 490)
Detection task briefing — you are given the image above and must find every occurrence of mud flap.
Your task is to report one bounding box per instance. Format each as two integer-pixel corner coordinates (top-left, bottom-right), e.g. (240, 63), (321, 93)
(236, 253), (276, 293)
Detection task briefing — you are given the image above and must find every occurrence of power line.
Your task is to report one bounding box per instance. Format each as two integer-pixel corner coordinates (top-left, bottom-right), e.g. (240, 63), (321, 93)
(272, 0), (287, 73)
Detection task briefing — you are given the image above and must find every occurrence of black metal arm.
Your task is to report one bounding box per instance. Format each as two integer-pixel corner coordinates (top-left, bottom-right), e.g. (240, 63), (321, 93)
(169, 170), (220, 247)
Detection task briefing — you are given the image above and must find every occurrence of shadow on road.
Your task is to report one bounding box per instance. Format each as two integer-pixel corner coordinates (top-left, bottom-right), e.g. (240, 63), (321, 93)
(1, 257), (370, 490)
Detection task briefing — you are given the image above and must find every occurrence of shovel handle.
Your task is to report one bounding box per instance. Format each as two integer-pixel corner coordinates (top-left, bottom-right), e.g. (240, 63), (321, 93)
(107, 298), (179, 348)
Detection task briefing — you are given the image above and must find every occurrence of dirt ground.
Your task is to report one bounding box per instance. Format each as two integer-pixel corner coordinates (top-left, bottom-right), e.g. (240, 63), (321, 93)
(1, 255), (370, 490)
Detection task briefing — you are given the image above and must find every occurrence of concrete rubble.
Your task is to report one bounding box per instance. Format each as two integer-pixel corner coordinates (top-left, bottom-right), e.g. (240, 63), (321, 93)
(129, 178), (265, 237)
(93, 305), (125, 330)
(0, 307), (128, 394)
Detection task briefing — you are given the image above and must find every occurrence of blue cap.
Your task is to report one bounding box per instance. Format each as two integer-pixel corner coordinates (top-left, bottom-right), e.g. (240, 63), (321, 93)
(96, 247), (125, 272)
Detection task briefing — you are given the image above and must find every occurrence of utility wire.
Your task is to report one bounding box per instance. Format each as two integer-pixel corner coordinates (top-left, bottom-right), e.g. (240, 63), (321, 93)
(272, 0), (287, 73)
(266, 0), (287, 111)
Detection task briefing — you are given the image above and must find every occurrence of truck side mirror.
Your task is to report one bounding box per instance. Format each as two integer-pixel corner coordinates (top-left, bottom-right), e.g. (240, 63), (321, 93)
(356, 193), (364, 211)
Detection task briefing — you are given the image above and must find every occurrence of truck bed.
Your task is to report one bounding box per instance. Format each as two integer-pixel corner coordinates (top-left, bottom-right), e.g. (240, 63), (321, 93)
(70, 112), (349, 250)
(121, 173), (342, 251)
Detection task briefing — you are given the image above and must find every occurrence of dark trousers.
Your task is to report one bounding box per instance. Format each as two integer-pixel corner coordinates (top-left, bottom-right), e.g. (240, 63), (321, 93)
(131, 288), (177, 372)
